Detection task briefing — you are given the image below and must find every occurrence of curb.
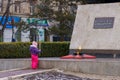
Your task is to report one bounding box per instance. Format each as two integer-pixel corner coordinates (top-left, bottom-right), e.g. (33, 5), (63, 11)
(0, 67), (29, 73)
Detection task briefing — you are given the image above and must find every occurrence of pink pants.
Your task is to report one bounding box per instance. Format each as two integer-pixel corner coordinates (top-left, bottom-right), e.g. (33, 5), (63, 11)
(31, 54), (38, 69)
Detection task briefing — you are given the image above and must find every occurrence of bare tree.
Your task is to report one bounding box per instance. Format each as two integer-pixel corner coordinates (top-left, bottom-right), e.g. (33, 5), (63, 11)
(0, 0), (11, 42)
(0, 0), (32, 42)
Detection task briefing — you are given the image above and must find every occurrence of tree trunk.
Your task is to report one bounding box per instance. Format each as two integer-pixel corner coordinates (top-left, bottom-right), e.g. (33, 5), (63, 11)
(60, 35), (64, 41)
(0, 30), (3, 42)
(0, 0), (11, 42)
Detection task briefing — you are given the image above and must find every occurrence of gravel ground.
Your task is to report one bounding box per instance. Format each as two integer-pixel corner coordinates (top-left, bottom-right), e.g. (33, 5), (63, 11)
(19, 70), (120, 80)
(22, 71), (97, 80)
(65, 71), (120, 80)
(1, 69), (120, 80)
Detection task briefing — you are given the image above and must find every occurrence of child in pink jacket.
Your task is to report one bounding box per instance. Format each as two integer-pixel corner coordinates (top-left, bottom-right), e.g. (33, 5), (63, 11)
(29, 41), (41, 69)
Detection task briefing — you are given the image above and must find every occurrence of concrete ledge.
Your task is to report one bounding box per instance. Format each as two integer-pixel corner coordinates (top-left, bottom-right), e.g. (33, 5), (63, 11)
(0, 58), (31, 71)
(0, 58), (120, 76)
(39, 58), (120, 76)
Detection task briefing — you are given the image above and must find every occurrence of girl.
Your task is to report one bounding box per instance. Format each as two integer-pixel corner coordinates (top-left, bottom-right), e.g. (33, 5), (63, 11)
(30, 41), (41, 69)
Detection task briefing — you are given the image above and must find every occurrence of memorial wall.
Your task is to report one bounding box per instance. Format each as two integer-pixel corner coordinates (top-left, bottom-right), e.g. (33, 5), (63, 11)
(70, 3), (120, 54)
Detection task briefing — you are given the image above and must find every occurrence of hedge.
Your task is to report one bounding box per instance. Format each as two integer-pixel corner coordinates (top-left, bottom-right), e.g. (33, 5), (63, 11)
(40, 42), (70, 57)
(0, 42), (31, 58)
(0, 42), (70, 58)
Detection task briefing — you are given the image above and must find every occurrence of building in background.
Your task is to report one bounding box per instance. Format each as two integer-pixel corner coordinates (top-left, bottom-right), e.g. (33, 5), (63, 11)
(21, 18), (49, 42)
(0, 0), (103, 42)
(0, 0), (39, 42)
(0, 0), (38, 17)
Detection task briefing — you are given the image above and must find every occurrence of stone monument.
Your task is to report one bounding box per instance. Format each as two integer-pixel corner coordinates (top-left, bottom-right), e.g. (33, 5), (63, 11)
(70, 3), (120, 56)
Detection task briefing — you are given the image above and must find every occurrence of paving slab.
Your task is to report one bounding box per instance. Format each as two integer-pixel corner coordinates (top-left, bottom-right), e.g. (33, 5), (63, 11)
(0, 69), (39, 78)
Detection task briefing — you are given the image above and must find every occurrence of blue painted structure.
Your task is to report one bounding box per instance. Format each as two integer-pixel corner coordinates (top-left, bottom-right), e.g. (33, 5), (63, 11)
(0, 16), (21, 28)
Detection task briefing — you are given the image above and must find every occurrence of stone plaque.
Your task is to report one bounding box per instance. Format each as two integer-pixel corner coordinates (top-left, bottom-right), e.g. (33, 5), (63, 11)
(94, 17), (114, 29)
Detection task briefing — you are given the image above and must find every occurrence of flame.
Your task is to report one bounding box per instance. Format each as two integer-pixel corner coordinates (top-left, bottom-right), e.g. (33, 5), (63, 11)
(78, 46), (81, 50)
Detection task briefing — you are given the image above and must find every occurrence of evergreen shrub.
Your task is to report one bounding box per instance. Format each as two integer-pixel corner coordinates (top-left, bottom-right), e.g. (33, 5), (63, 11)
(40, 42), (70, 57)
(0, 42), (70, 58)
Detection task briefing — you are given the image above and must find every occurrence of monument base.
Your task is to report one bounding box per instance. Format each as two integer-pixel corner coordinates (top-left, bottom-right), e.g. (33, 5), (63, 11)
(74, 55), (82, 59)
(61, 54), (96, 59)
(82, 54), (96, 59)
(60, 54), (75, 59)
